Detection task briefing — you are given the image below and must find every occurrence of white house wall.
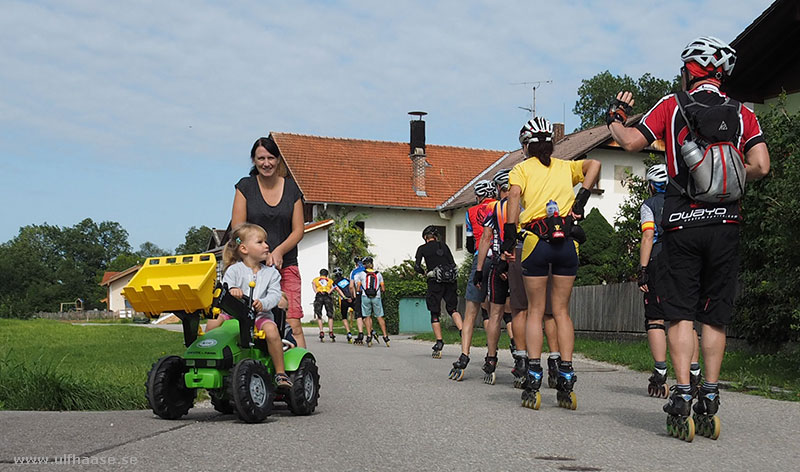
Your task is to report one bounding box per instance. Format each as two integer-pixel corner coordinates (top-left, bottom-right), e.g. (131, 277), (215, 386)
(109, 274), (136, 315)
(297, 228), (329, 323)
(582, 149), (648, 227)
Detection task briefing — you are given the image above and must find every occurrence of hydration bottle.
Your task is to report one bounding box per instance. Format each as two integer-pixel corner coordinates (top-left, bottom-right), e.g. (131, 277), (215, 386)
(680, 139), (704, 169)
(546, 200), (559, 217)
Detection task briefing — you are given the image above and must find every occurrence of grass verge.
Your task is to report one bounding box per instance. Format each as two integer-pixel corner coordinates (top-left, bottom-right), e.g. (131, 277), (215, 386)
(0, 319), (184, 410)
(413, 329), (800, 401)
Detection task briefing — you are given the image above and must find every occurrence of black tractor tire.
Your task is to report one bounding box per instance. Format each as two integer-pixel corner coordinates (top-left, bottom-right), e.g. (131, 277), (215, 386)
(145, 356), (196, 420)
(229, 359), (274, 423)
(288, 356), (320, 415)
(209, 375), (235, 415)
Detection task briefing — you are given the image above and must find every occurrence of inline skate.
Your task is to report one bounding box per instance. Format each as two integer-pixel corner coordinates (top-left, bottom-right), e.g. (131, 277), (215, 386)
(547, 356), (560, 389)
(693, 386), (721, 440)
(329, 332), (336, 342)
(319, 331), (325, 343)
(647, 369), (669, 398)
(448, 353), (470, 381)
(482, 355), (498, 385)
(664, 386), (695, 442)
(521, 363), (542, 409)
(511, 356), (527, 389)
(383, 336), (390, 347)
(346, 332), (353, 344)
(370, 330), (380, 345)
(354, 332), (364, 345)
(431, 339), (444, 359)
(556, 369), (578, 410)
(365, 333), (373, 348)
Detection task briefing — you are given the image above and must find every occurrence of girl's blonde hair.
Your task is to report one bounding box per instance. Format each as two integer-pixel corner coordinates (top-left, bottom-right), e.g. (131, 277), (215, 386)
(223, 223), (268, 271)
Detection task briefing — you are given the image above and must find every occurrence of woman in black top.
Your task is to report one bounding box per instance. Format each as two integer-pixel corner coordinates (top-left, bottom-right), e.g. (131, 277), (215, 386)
(232, 136), (307, 347)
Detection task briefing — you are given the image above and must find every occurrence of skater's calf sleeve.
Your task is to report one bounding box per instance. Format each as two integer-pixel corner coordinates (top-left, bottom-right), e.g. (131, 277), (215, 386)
(431, 312), (440, 324)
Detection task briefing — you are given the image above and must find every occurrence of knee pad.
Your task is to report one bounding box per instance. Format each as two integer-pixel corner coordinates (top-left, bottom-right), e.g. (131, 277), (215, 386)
(481, 307), (489, 321)
(645, 321), (666, 332)
(431, 313), (440, 324)
(503, 312), (512, 324)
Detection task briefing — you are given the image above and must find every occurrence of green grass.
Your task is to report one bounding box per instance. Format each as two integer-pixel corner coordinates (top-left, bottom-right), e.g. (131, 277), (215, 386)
(0, 319), (185, 410)
(414, 329), (800, 401)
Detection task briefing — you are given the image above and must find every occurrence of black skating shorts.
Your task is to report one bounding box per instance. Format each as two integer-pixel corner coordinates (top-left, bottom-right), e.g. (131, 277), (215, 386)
(313, 293), (334, 319)
(520, 235), (579, 277)
(643, 248), (665, 320)
(353, 294), (363, 317)
(658, 225), (740, 326)
(426, 280), (458, 316)
(339, 298), (355, 319)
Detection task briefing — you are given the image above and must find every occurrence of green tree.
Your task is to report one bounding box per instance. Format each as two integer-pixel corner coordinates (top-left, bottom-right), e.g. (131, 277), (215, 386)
(175, 226), (213, 255)
(323, 210), (373, 271)
(136, 242), (167, 258)
(575, 208), (621, 286)
(0, 219), (132, 317)
(735, 96), (800, 348)
(573, 71), (680, 129)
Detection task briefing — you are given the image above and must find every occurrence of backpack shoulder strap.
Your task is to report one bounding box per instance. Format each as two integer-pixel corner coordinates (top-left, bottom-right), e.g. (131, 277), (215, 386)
(675, 91), (696, 138)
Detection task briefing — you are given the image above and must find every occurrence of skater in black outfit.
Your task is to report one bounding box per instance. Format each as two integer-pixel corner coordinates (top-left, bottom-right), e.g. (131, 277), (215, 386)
(414, 226), (461, 361)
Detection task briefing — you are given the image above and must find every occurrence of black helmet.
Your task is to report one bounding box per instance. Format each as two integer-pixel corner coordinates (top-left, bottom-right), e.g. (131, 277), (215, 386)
(320, 268), (329, 276)
(422, 225), (440, 240)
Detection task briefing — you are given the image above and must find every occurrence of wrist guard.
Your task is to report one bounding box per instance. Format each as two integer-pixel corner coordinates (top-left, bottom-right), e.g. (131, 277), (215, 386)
(606, 99), (633, 126)
(571, 187), (591, 220)
(473, 270), (483, 287)
(500, 223), (518, 253)
(637, 265), (649, 287)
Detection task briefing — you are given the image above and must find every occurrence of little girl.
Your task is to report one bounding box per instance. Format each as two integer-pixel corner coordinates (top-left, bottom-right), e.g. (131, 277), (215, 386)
(206, 223), (292, 389)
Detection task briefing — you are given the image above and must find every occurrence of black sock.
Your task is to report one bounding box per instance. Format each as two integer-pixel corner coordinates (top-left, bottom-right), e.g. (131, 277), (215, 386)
(559, 361), (573, 372)
(528, 358), (541, 369)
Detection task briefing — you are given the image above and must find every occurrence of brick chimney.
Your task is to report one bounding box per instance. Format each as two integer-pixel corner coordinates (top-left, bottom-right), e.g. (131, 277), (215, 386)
(553, 122), (565, 143)
(409, 111), (429, 197)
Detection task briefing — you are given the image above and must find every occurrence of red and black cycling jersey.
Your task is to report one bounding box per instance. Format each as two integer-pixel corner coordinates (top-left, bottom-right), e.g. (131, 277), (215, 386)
(635, 83), (765, 229)
(465, 199), (496, 254)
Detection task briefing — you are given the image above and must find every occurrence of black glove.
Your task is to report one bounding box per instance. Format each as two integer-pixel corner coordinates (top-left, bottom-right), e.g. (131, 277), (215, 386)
(571, 187), (591, 221)
(500, 223), (518, 253)
(637, 265), (649, 287)
(494, 259), (509, 275)
(605, 98), (633, 126)
(473, 270), (483, 287)
(570, 223), (587, 244)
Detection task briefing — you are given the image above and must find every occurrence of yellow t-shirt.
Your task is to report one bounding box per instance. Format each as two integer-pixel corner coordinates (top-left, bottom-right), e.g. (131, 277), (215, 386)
(509, 157), (585, 224)
(312, 276), (333, 294)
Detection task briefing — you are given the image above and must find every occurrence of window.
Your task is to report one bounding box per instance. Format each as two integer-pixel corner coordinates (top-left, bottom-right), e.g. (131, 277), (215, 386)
(455, 224), (463, 250)
(354, 221), (365, 232)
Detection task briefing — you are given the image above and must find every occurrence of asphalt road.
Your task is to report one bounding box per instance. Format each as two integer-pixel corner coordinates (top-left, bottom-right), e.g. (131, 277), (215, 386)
(1, 328), (799, 471)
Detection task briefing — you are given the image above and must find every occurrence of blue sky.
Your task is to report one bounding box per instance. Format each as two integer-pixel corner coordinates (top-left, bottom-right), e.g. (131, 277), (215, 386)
(0, 0), (774, 251)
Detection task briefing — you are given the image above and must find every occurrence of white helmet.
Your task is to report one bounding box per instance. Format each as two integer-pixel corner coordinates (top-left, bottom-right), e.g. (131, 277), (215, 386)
(646, 164), (668, 184)
(474, 179), (495, 199)
(519, 116), (553, 145)
(492, 168), (510, 192)
(681, 36), (736, 77)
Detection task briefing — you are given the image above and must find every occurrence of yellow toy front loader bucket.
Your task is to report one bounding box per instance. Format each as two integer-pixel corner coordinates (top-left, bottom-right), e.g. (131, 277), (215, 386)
(122, 253), (217, 317)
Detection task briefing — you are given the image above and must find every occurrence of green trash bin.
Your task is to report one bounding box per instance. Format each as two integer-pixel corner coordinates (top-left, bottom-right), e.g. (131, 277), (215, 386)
(399, 297), (431, 333)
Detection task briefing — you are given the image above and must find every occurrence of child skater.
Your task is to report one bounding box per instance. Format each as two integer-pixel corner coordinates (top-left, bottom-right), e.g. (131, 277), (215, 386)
(206, 223), (292, 388)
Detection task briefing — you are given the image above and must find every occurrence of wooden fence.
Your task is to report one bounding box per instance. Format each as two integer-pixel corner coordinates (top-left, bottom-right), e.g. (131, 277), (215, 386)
(570, 282), (645, 333)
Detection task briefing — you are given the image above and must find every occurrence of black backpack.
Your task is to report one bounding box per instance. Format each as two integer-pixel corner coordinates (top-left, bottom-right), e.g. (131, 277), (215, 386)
(672, 91), (746, 203)
(364, 271), (380, 298)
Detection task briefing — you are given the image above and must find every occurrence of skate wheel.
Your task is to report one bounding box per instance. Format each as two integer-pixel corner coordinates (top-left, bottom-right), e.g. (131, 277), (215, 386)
(348, 339), (353, 344)
(648, 384), (656, 397)
(484, 372), (496, 385)
(521, 391), (541, 410)
(385, 341), (390, 347)
(709, 416), (720, 440)
(660, 384), (669, 399)
(454, 370), (464, 382)
(684, 417), (695, 442)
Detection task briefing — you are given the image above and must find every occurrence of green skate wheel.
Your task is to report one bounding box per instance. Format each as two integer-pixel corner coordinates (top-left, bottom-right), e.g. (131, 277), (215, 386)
(666, 417), (674, 436)
(709, 416), (720, 440)
(678, 417), (695, 442)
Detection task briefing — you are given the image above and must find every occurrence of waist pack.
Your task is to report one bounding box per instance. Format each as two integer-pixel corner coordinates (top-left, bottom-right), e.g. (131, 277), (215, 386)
(432, 263), (458, 283)
(673, 91), (746, 203)
(524, 216), (586, 244)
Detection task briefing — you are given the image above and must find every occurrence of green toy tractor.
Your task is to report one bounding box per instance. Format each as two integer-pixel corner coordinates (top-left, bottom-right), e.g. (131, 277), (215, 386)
(123, 253), (320, 423)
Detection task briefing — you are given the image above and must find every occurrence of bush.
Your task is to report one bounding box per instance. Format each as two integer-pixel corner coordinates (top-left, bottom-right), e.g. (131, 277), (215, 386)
(576, 208), (622, 286)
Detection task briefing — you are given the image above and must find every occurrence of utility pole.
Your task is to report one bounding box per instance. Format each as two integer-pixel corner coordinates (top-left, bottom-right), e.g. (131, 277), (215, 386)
(512, 80), (553, 118)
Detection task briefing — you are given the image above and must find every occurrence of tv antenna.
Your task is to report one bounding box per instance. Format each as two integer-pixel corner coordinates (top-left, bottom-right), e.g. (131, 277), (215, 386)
(511, 80), (553, 118)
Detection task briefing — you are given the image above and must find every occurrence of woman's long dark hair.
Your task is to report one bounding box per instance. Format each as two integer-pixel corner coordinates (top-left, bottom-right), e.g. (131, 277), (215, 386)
(526, 141), (554, 166)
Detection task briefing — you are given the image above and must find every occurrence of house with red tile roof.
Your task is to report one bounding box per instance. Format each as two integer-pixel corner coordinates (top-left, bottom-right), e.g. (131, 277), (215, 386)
(267, 115), (661, 269)
(100, 265), (141, 317)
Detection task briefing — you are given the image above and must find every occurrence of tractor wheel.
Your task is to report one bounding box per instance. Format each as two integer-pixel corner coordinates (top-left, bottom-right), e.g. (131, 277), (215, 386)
(145, 356), (195, 420)
(229, 359), (274, 423)
(288, 356), (320, 416)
